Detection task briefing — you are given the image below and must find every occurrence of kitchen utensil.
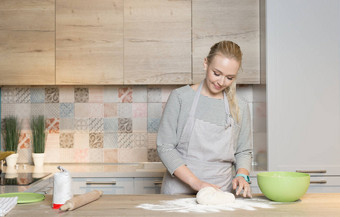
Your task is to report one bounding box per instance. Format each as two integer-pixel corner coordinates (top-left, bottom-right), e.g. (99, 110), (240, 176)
(0, 192), (44, 204)
(257, 171), (310, 202)
(59, 190), (103, 211)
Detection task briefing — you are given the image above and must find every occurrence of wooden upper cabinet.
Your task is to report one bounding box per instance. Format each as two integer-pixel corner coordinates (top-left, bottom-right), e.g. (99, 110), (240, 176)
(56, 0), (124, 85)
(0, 0), (55, 85)
(192, 0), (260, 84)
(124, 0), (191, 85)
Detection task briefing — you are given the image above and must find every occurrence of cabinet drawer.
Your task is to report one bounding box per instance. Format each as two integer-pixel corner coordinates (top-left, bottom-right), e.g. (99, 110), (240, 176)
(134, 177), (163, 194)
(72, 177), (134, 195)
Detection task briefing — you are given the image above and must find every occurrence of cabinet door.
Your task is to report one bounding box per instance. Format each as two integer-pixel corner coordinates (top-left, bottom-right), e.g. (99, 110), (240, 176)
(124, 0), (191, 84)
(0, 0), (55, 85)
(56, 0), (124, 84)
(192, 0), (260, 84)
(72, 177), (134, 195)
(134, 177), (162, 194)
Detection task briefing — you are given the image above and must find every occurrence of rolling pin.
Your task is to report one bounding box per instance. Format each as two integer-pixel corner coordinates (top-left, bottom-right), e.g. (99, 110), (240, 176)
(59, 190), (103, 211)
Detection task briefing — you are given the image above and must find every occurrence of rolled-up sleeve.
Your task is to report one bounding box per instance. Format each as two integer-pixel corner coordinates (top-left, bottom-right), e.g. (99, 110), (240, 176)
(157, 90), (185, 175)
(234, 100), (253, 172)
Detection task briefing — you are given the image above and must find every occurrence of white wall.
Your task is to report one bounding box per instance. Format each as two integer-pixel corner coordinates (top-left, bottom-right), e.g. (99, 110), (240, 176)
(267, 0), (340, 173)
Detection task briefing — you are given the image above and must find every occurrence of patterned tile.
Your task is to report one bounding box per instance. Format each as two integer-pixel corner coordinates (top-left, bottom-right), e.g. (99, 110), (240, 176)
(1, 104), (15, 118)
(45, 103), (60, 118)
(89, 86), (104, 103)
(75, 87), (89, 103)
(1, 87), (16, 103)
(147, 148), (161, 162)
(89, 118), (104, 132)
(60, 103), (74, 118)
(19, 132), (31, 149)
(132, 86), (147, 103)
(118, 87), (132, 103)
(89, 103), (104, 118)
(132, 103), (147, 118)
(147, 133), (157, 149)
(104, 118), (118, 132)
(118, 148), (147, 163)
(118, 118), (132, 133)
(147, 118), (160, 133)
(118, 103), (132, 118)
(89, 133), (104, 148)
(15, 103), (31, 118)
(147, 87), (161, 102)
(74, 148), (89, 162)
(17, 148), (32, 164)
(30, 88), (45, 103)
(60, 132), (74, 148)
(74, 133), (89, 148)
(45, 118), (60, 134)
(60, 118), (74, 130)
(118, 133), (133, 148)
(132, 118), (147, 132)
(15, 88), (30, 103)
(74, 103), (89, 118)
(74, 118), (89, 132)
(104, 133), (118, 148)
(104, 103), (118, 118)
(147, 103), (163, 118)
(59, 86), (74, 103)
(104, 149), (118, 163)
(133, 133), (147, 148)
(31, 104), (44, 116)
(88, 149), (103, 163)
(103, 86), (119, 103)
(45, 87), (59, 103)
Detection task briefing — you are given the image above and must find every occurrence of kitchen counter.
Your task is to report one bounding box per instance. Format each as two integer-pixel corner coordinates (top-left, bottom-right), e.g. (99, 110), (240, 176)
(7, 193), (340, 217)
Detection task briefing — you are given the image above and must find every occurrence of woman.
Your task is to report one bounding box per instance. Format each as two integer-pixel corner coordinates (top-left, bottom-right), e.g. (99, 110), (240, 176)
(157, 40), (252, 197)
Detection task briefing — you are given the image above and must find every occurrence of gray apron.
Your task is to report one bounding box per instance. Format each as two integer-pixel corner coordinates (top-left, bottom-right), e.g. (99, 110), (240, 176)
(161, 81), (239, 195)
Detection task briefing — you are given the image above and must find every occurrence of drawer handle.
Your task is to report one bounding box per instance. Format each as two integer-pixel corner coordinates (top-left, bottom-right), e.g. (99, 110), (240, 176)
(310, 180), (327, 184)
(153, 181), (162, 186)
(296, 170), (327, 173)
(86, 181), (117, 185)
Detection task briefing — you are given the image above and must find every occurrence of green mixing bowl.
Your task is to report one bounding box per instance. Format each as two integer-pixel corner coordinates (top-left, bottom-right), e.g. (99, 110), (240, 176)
(257, 172), (310, 202)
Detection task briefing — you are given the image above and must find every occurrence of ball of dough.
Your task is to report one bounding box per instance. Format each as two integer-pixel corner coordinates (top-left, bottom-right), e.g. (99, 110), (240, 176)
(196, 187), (235, 205)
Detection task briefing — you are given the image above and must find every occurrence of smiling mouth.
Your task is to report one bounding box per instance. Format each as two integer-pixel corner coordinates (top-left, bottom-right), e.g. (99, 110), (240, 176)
(213, 84), (222, 90)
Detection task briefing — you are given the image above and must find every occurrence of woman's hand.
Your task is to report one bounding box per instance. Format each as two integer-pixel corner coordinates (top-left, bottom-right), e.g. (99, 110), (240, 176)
(232, 176), (252, 198)
(191, 180), (220, 192)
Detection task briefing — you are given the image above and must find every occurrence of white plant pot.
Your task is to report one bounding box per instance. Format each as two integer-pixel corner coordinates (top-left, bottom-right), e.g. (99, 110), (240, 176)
(5, 153), (18, 168)
(32, 153), (45, 167)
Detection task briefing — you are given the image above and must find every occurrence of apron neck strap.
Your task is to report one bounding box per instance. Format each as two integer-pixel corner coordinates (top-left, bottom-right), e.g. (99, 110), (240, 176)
(189, 80), (231, 117)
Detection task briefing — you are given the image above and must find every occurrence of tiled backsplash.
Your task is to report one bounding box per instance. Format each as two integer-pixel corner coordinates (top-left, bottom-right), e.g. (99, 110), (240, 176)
(0, 85), (266, 166)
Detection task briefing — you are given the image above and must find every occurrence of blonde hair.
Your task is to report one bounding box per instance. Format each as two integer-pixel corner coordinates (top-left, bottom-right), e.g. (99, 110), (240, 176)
(206, 41), (242, 123)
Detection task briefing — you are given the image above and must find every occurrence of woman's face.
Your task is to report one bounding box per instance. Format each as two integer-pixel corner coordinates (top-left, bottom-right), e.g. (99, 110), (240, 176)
(204, 54), (240, 97)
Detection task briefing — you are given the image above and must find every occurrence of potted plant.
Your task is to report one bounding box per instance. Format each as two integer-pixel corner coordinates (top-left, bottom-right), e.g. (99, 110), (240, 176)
(2, 116), (21, 167)
(30, 115), (47, 167)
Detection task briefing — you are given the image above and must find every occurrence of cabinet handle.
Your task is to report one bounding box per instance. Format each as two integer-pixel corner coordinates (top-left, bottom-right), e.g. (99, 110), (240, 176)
(296, 170), (327, 173)
(86, 181), (117, 185)
(310, 180), (327, 184)
(153, 181), (162, 186)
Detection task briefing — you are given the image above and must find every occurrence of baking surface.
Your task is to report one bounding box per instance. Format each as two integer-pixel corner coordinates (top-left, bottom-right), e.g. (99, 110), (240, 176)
(7, 193), (340, 217)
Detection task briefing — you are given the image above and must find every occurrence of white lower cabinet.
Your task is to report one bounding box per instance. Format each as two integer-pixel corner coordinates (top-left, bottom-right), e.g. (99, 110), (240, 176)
(72, 177), (135, 195)
(134, 177), (163, 194)
(72, 177), (163, 195)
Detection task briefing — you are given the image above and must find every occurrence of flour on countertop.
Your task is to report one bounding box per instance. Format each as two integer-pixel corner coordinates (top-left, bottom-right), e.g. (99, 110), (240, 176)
(137, 197), (277, 213)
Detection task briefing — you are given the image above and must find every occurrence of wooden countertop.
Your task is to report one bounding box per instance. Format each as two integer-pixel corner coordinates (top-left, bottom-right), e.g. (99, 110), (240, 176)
(7, 193), (340, 217)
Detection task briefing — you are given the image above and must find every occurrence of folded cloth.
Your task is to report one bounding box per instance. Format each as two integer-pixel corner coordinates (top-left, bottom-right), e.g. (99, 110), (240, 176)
(0, 197), (17, 217)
